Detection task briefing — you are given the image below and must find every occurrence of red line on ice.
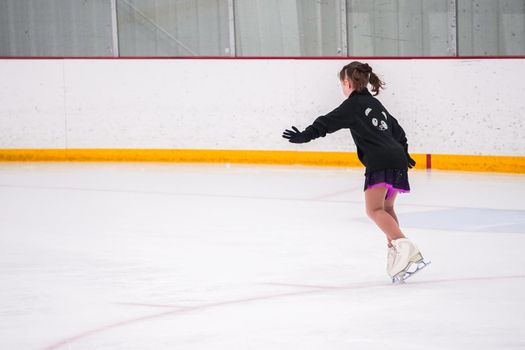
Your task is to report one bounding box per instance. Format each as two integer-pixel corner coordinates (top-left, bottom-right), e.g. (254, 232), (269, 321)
(42, 274), (525, 349)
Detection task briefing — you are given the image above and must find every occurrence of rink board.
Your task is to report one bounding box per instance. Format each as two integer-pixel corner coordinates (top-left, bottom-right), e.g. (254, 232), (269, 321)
(1, 57), (524, 173)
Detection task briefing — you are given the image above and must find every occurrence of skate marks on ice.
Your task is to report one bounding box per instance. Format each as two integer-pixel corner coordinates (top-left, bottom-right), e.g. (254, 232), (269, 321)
(42, 274), (525, 350)
(266, 273), (524, 290)
(397, 208), (525, 234)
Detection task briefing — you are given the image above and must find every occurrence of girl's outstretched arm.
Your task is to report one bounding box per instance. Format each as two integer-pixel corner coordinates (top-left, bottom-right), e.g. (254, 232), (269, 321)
(282, 100), (354, 144)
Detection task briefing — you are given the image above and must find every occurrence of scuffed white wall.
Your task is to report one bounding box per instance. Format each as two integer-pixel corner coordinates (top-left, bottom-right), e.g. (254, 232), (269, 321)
(0, 58), (524, 156)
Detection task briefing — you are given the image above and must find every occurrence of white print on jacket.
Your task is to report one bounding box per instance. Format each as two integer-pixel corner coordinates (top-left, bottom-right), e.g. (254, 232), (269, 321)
(365, 107), (388, 131)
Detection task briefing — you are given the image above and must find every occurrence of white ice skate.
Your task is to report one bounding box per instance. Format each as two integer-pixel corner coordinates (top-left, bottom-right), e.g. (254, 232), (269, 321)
(387, 238), (430, 284)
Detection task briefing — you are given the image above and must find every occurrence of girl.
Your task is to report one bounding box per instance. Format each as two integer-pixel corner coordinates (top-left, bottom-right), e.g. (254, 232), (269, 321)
(282, 61), (429, 283)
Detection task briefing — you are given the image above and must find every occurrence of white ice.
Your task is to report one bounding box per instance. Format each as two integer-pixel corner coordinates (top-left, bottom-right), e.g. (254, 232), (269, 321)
(0, 162), (524, 350)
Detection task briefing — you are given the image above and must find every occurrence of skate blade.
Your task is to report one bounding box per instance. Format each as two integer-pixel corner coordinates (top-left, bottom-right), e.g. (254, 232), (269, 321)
(392, 260), (431, 284)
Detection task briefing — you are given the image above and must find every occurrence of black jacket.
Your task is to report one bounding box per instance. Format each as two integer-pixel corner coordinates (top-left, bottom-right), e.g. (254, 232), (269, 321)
(303, 89), (411, 172)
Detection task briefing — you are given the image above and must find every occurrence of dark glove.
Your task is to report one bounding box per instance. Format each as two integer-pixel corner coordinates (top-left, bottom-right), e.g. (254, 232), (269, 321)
(407, 154), (416, 169)
(282, 126), (310, 144)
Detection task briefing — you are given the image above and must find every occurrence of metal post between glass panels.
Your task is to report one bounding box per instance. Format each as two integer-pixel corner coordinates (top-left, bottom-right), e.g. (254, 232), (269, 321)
(228, 0), (236, 57)
(447, 0), (458, 56)
(110, 0), (119, 57)
(340, 0), (348, 56)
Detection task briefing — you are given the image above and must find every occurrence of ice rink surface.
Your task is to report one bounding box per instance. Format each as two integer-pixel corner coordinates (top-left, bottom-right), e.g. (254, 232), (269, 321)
(1, 162), (524, 350)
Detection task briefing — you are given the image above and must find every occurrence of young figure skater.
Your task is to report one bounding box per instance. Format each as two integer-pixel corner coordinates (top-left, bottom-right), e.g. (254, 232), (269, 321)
(282, 61), (429, 283)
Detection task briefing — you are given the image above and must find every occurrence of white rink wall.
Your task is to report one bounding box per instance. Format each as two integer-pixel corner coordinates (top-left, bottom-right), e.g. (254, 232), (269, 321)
(0, 58), (524, 156)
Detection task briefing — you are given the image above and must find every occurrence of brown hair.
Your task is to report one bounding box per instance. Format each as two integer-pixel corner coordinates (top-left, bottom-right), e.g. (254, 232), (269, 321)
(339, 61), (385, 96)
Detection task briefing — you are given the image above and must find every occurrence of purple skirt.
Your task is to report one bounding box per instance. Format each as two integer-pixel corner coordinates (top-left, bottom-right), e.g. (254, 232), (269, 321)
(364, 169), (410, 200)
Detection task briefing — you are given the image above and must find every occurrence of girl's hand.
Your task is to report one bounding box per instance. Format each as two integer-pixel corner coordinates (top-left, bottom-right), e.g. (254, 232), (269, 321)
(407, 155), (416, 168)
(282, 126), (310, 143)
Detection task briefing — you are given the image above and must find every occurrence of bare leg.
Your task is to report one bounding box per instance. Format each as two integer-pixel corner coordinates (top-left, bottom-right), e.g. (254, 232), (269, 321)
(384, 192), (399, 246)
(384, 192), (399, 225)
(365, 187), (405, 244)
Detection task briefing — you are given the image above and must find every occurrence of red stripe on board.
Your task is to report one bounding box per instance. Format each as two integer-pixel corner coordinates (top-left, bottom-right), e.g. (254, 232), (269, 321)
(426, 154), (432, 170)
(1, 55), (525, 60)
